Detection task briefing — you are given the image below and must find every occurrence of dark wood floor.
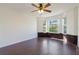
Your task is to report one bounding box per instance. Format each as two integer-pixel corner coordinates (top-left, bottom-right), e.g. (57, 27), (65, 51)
(0, 37), (79, 55)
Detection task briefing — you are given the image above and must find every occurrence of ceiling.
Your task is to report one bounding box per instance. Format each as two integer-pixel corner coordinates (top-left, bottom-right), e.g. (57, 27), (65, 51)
(0, 3), (79, 17)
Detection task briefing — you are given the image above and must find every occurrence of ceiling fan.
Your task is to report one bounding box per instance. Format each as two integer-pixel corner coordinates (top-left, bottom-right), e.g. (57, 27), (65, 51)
(31, 3), (52, 13)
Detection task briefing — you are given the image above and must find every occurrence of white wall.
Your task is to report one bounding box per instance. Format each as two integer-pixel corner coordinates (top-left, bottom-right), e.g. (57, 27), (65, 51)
(0, 5), (37, 48)
(77, 6), (79, 47)
(66, 7), (78, 35)
(74, 7), (78, 35)
(37, 17), (45, 32)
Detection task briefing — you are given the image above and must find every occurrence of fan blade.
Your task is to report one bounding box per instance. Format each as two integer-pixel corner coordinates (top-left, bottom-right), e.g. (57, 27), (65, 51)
(44, 9), (51, 13)
(44, 3), (51, 8)
(32, 10), (38, 12)
(32, 4), (38, 8)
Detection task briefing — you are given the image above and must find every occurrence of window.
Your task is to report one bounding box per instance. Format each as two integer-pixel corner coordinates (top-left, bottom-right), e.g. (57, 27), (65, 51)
(43, 20), (46, 32)
(63, 18), (67, 34)
(48, 19), (58, 33)
(43, 18), (67, 33)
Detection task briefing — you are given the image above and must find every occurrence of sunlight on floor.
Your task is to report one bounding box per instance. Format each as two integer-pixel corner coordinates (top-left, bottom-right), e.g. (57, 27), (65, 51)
(63, 36), (67, 44)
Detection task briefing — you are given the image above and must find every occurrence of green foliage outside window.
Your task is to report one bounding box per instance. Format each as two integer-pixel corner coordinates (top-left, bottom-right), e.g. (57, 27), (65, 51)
(49, 24), (58, 32)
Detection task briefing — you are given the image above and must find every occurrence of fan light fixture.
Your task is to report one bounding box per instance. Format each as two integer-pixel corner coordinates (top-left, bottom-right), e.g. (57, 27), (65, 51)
(38, 10), (44, 13)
